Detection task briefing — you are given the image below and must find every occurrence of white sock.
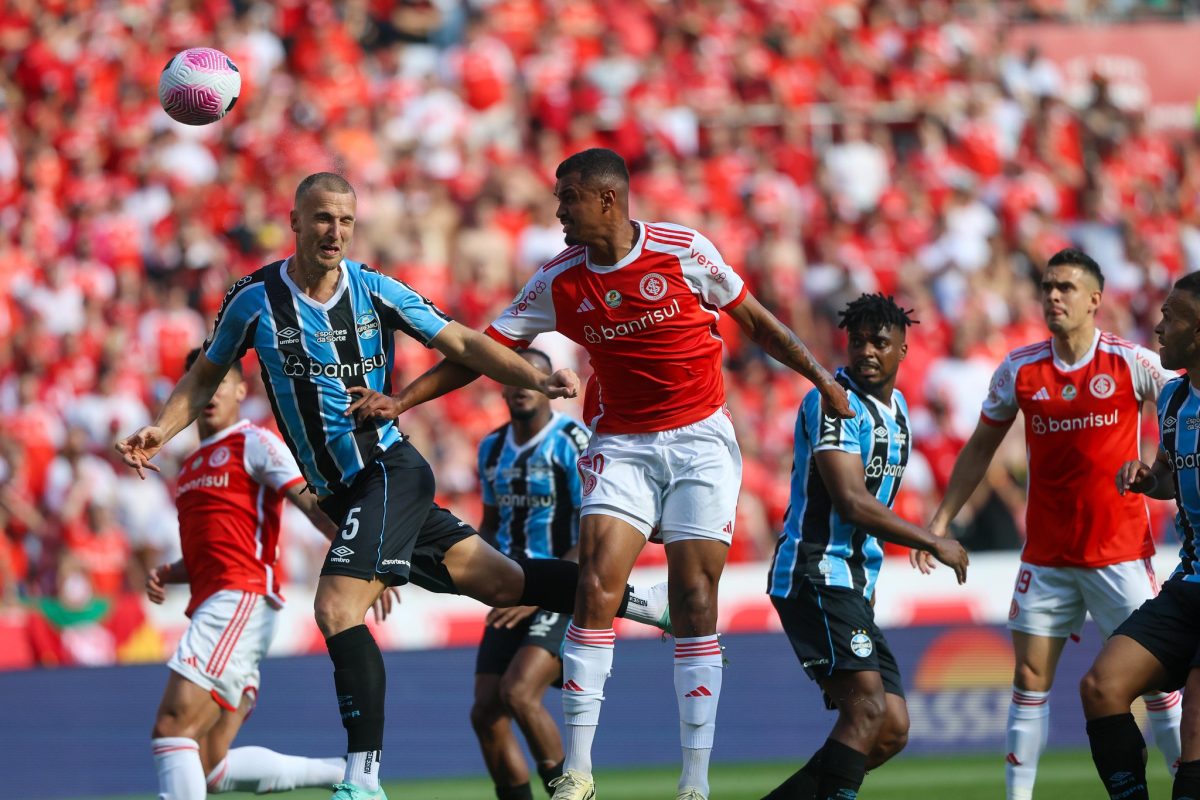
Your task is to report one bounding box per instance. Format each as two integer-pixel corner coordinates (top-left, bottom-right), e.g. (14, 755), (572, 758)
(152, 737), (206, 800)
(622, 581), (671, 631)
(345, 750), (382, 792)
(1144, 691), (1183, 774)
(206, 747), (346, 793)
(1005, 688), (1049, 800)
(561, 624), (615, 777)
(674, 635), (723, 795)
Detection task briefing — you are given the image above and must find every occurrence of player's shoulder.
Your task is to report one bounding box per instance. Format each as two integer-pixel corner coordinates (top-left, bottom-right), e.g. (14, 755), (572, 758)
(242, 423), (287, 449)
(219, 262), (277, 305)
(643, 221), (699, 248)
(538, 245), (587, 276)
(1162, 374), (1189, 401)
(1004, 339), (1054, 368)
(479, 423), (510, 452)
(550, 415), (591, 452)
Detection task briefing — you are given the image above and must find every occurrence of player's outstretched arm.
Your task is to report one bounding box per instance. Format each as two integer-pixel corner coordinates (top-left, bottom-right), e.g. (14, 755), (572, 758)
(1117, 446), (1175, 500)
(115, 352), (230, 479)
(725, 294), (854, 419)
(429, 322), (579, 399)
(284, 484), (338, 539)
(815, 449), (969, 584)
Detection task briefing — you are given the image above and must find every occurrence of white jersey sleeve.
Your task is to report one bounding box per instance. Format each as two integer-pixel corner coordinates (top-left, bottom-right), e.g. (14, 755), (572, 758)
(487, 250), (579, 345)
(673, 227), (748, 310)
(1123, 344), (1174, 402)
(980, 355), (1019, 423)
(243, 426), (306, 492)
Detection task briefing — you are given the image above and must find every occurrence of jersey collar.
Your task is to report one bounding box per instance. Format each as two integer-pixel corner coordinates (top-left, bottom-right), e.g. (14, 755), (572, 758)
(1050, 329), (1100, 372)
(836, 367), (900, 416)
(585, 220), (646, 273)
(198, 418), (251, 448)
(280, 256), (349, 311)
(506, 411), (562, 454)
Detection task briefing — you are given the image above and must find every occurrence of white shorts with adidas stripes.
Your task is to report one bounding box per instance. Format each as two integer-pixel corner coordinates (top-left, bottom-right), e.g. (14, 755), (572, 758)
(1007, 558), (1159, 640)
(577, 407), (742, 545)
(167, 590), (278, 711)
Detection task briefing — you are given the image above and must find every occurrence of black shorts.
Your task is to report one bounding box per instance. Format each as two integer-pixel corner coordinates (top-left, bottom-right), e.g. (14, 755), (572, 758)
(318, 440), (474, 592)
(1113, 577), (1200, 692)
(772, 581), (905, 705)
(475, 609), (570, 685)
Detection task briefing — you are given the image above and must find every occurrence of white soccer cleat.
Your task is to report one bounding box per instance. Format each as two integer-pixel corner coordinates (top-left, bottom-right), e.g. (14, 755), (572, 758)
(549, 769), (596, 799)
(676, 788), (707, 800)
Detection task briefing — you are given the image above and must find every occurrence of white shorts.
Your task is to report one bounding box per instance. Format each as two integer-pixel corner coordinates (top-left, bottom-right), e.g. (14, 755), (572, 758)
(167, 590), (278, 711)
(577, 407), (742, 544)
(1007, 558), (1159, 639)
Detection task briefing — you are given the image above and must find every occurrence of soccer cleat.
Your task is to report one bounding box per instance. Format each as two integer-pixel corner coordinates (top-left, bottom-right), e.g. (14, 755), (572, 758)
(549, 769), (596, 799)
(649, 580), (673, 635)
(330, 783), (388, 800)
(676, 789), (707, 800)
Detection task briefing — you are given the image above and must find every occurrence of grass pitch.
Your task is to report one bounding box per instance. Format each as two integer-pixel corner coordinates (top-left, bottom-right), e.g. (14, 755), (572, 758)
(98, 748), (1172, 799)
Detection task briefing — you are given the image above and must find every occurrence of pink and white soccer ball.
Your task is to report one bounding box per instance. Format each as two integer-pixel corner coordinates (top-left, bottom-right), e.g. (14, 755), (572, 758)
(158, 47), (241, 125)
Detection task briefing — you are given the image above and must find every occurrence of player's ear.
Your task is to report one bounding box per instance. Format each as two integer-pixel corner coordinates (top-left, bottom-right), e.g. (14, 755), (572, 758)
(899, 339), (908, 361)
(235, 378), (247, 402)
(289, 208), (299, 233)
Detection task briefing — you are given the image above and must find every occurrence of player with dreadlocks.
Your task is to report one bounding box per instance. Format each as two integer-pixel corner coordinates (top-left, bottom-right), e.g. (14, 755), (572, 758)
(761, 293), (969, 800)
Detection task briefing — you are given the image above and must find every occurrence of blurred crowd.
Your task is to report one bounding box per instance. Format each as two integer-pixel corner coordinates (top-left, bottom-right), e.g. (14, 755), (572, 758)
(1, 0), (1198, 614)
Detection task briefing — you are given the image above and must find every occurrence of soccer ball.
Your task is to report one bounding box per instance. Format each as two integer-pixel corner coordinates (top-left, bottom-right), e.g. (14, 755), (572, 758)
(158, 47), (241, 125)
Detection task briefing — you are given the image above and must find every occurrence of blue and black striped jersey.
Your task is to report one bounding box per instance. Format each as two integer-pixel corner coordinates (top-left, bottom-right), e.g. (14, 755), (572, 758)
(1157, 376), (1200, 584)
(477, 412), (589, 559)
(769, 369), (911, 601)
(204, 258), (451, 497)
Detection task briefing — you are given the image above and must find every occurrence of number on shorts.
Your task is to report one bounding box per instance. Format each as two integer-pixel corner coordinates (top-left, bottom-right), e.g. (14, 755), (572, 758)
(592, 453), (605, 474)
(341, 506), (362, 540)
(1015, 569), (1032, 594)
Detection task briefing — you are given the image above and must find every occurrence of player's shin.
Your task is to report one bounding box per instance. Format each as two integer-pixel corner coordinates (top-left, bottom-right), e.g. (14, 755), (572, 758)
(326, 625), (386, 792)
(560, 623), (616, 777)
(1144, 691), (1183, 774)
(152, 737), (206, 800)
(206, 747), (346, 793)
(1006, 688), (1049, 800)
(1087, 713), (1150, 800)
(1173, 759), (1200, 798)
(674, 635), (723, 796)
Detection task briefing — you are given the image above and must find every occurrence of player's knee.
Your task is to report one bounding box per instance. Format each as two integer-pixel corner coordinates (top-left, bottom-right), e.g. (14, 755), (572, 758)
(1014, 661), (1051, 691)
(498, 676), (540, 718)
(1079, 667), (1122, 713)
(839, 693), (887, 739)
(152, 708), (202, 740)
(669, 582), (717, 632)
(470, 696), (505, 733)
(575, 571), (624, 616)
(313, 593), (358, 637)
(870, 718), (909, 767)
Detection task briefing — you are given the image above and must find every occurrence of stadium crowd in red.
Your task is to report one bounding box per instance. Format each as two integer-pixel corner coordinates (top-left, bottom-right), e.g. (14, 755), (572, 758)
(0, 0), (1196, 619)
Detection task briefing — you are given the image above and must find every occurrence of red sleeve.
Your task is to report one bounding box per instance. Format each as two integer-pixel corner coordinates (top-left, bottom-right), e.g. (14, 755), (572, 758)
(484, 325), (528, 347)
(720, 283), (749, 311)
(979, 412), (1012, 427)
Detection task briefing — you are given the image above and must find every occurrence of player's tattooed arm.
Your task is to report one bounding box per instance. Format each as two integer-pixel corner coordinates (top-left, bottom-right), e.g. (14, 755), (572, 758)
(1117, 446), (1175, 500)
(726, 294), (854, 419)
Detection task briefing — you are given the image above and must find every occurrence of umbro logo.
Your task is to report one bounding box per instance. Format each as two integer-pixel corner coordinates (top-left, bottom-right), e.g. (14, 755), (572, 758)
(277, 326), (301, 345)
(683, 686), (712, 698)
(331, 546), (354, 558)
(576, 298), (596, 313)
(563, 680), (585, 692)
(1032, 387), (1051, 401)
(873, 425), (888, 440)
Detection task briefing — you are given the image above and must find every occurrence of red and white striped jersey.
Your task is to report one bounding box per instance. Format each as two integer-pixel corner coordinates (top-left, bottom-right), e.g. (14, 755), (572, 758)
(486, 221), (748, 434)
(980, 330), (1174, 568)
(175, 420), (305, 616)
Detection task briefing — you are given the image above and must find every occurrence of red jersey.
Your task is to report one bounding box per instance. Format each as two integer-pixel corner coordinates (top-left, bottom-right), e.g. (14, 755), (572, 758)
(175, 420), (305, 616)
(486, 222), (748, 434)
(980, 331), (1173, 568)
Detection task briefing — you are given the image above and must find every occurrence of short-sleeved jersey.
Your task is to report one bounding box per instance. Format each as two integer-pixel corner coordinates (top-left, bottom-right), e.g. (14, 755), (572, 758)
(980, 330), (1172, 568)
(478, 412), (590, 559)
(174, 420), (305, 616)
(769, 370), (911, 601)
(484, 222), (748, 434)
(204, 258), (452, 497)
(1157, 377), (1200, 584)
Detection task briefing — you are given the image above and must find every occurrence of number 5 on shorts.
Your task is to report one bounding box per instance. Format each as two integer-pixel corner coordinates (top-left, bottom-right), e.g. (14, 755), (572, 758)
(341, 506), (361, 540)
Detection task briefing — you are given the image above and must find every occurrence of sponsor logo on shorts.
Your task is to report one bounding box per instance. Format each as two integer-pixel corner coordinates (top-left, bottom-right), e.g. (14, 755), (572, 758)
(802, 658), (831, 668)
(1089, 373), (1116, 399)
(380, 558), (410, 567)
(850, 629), (873, 658)
(1009, 599), (1019, 620)
(639, 272), (668, 301)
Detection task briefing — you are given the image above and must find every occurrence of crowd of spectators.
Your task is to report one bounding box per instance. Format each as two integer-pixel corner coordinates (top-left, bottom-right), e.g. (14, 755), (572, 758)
(2, 0), (1199, 614)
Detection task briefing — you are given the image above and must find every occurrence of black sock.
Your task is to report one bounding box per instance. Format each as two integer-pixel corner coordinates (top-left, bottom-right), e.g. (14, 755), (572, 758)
(326, 624), (387, 753)
(518, 559), (578, 613)
(538, 760), (564, 795)
(1174, 759), (1200, 799)
(762, 748), (823, 799)
(1087, 713), (1149, 800)
(815, 739), (866, 800)
(496, 783), (534, 800)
